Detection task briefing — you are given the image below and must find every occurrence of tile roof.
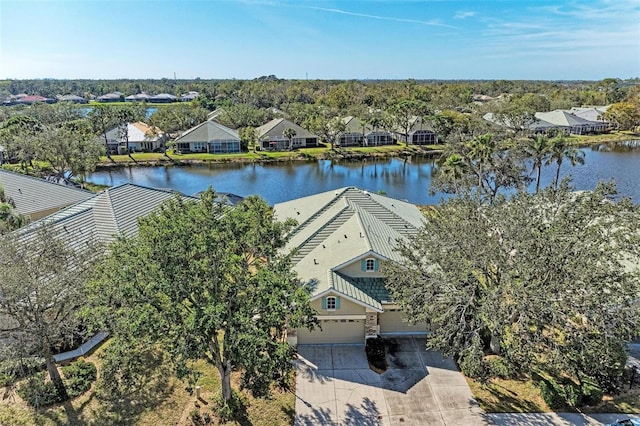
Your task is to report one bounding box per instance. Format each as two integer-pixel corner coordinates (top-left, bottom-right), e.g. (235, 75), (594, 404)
(274, 187), (424, 307)
(0, 169), (94, 219)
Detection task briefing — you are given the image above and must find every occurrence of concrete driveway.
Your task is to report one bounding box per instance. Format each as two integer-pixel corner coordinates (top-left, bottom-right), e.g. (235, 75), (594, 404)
(294, 337), (487, 425)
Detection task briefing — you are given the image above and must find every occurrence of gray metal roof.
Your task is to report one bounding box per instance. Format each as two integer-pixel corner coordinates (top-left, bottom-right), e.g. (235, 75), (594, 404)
(255, 118), (317, 139)
(0, 169), (94, 219)
(175, 120), (240, 143)
(274, 187), (424, 307)
(535, 110), (596, 127)
(19, 184), (197, 248)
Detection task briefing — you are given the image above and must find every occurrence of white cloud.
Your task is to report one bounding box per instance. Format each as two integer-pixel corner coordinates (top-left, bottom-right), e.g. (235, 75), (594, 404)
(454, 10), (475, 19)
(305, 6), (458, 29)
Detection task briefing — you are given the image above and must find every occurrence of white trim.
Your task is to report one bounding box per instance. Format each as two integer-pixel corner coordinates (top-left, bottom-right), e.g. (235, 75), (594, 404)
(331, 250), (388, 272)
(316, 315), (366, 320)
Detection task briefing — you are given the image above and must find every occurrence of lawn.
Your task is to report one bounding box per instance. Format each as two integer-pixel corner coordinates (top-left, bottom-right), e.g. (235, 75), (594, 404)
(467, 376), (640, 414)
(0, 341), (295, 425)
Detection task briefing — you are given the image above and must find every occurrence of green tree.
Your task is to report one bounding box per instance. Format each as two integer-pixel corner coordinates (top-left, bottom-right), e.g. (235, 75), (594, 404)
(385, 183), (640, 392)
(308, 108), (346, 150)
(546, 134), (585, 189)
(0, 225), (101, 399)
(147, 103), (209, 138)
(0, 184), (27, 234)
(522, 134), (552, 193)
(85, 190), (316, 408)
(605, 101), (640, 132)
(389, 100), (429, 146)
(283, 127), (296, 151)
(238, 126), (257, 152)
(35, 119), (104, 182)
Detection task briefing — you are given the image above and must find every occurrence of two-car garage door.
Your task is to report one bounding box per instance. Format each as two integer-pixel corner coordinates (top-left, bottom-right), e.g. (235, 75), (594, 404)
(379, 310), (428, 334)
(296, 319), (364, 345)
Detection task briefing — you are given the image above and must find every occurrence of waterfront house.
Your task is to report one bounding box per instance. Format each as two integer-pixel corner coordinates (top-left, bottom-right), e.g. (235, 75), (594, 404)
(535, 110), (607, 135)
(274, 187), (429, 345)
(125, 93), (151, 102)
(174, 120), (241, 154)
(58, 94), (87, 104)
(103, 122), (167, 154)
(393, 116), (438, 145)
(256, 118), (318, 151)
(149, 93), (177, 103)
(337, 116), (367, 147)
(97, 92), (122, 102)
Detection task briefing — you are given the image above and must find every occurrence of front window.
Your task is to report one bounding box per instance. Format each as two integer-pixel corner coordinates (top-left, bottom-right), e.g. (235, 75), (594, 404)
(326, 296), (336, 310)
(365, 258), (375, 271)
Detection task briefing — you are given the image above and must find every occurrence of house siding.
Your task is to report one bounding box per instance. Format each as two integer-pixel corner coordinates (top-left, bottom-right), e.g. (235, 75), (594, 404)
(310, 296), (366, 316)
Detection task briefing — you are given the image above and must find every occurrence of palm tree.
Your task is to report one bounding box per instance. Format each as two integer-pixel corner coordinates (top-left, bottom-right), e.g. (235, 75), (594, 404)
(283, 127), (296, 151)
(524, 134), (551, 193)
(547, 134), (585, 189)
(440, 153), (467, 194)
(465, 133), (496, 191)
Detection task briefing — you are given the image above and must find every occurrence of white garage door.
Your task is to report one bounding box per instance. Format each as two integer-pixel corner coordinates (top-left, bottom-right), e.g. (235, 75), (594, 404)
(297, 319), (364, 344)
(379, 310), (428, 334)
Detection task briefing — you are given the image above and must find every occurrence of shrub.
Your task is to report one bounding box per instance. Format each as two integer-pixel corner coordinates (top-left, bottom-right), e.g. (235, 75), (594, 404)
(485, 356), (515, 379)
(581, 380), (603, 406)
(0, 357), (46, 387)
(539, 379), (565, 409)
(17, 372), (65, 408)
(61, 359), (96, 398)
(365, 338), (387, 372)
(562, 380), (582, 407)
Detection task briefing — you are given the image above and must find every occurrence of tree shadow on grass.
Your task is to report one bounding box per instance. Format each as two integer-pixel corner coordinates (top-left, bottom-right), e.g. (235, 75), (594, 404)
(476, 381), (546, 413)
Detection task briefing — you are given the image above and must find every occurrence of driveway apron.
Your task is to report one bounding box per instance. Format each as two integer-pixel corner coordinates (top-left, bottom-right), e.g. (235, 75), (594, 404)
(294, 337), (487, 425)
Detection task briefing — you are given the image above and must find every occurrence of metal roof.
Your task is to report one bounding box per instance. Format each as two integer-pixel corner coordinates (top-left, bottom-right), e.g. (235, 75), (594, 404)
(0, 169), (94, 219)
(274, 187), (424, 307)
(18, 184), (197, 249)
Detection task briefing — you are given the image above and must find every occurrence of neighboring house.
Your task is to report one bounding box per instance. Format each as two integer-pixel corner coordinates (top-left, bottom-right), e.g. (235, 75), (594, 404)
(484, 109), (609, 135)
(337, 117), (367, 147)
(365, 130), (395, 146)
(180, 91), (199, 102)
(174, 120), (241, 154)
(570, 106), (611, 127)
(535, 110), (607, 135)
(393, 116), (438, 145)
(0, 169), (94, 220)
(125, 93), (151, 102)
(103, 122), (167, 154)
(58, 94), (87, 104)
(17, 183), (197, 246)
(97, 92), (123, 102)
(274, 187), (428, 345)
(149, 93), (177, 103)
(256, 118), (318, 151)
(16, 95), (55, 104)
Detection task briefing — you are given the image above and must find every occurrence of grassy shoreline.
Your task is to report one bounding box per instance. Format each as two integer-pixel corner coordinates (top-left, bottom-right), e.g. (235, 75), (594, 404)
(96, 132), (637, 169)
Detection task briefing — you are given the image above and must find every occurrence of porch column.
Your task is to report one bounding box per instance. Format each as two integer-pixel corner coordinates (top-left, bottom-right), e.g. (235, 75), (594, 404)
(365, 311), (379, 338)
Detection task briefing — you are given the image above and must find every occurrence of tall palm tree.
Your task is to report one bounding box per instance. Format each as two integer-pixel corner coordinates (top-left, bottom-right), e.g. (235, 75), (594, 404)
(547, 134), (585, 189)
(524, 134), (551, 193)
(283, 127), (296, 151)
(465, 133), (496, 191)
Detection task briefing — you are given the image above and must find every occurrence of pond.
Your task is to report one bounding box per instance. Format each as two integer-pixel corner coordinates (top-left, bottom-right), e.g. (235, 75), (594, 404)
(88, 142), (640, 205)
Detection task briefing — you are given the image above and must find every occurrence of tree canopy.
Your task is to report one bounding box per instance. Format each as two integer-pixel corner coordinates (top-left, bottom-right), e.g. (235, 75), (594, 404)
(386, 182), (640, 395)
(85, 189), (316, 407)
(0, 224), (101, 398)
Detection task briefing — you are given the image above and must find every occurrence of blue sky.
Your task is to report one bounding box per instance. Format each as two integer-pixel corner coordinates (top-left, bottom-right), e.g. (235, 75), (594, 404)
(1, 0), (639, 80)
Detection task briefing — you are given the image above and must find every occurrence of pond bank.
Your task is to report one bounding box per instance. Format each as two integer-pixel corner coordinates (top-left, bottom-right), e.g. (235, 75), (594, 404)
(95, 147), (442, 170)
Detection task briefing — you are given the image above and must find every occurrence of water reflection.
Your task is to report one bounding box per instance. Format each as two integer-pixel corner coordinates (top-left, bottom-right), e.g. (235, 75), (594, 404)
(89, 144), (640, 205)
